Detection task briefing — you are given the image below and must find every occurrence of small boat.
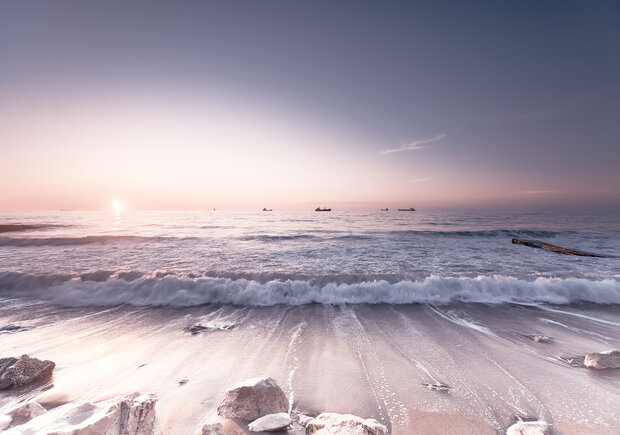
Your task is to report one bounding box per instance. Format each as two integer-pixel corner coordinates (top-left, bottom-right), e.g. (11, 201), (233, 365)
(380, 208), (389, 211)
(315, 207), (332, 212)
(398, 207), (416, 211)
(262, 208), (273, 212)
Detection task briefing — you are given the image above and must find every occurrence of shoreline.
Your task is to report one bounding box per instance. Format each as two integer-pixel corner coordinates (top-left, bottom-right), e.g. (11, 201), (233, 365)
(1, 300), (619, 434)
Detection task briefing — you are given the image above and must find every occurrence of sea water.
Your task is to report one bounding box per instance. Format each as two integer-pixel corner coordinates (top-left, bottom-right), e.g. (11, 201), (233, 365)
(1, 209), (619, 307)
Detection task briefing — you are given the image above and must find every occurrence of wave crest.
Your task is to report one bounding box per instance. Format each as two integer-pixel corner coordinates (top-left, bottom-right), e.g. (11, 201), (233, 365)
(0, 272), (618, 307)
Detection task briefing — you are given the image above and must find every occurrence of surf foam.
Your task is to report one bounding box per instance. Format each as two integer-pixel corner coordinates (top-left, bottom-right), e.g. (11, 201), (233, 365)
(0, 272), (618, 307)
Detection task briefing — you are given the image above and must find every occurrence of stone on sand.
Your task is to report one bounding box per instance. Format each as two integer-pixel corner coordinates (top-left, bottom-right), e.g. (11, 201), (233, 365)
(583, 349), (620, 370)
(5, 392), (157, 434)
(506, 420), (550, 435)
(0, 355), (55, 390)
(202, 422), (225, 435)
(248, 412), (291, 432)
(217, 377), (288, 420)
(0, 414), (12, 430)
(0, 401), (48, 430)
(9, 400), (47, 422)
(305, 413), (388, 435)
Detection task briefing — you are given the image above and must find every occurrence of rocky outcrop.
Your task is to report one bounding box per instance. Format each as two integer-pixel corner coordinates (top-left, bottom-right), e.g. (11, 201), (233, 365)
(201, 422), (225, 434)
(305, 413), (388, 435)
(4, 392), (157, 434)
(0, 355), (55, 390)
(584, 349), (620, 369)
(506, 420), (550, 435)
(217, 377), (288, 420)
(248, 412), (291, 432)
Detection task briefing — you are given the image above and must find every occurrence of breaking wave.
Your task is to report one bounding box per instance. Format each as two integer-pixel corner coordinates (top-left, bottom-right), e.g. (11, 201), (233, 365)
(0, 271), (618, 307)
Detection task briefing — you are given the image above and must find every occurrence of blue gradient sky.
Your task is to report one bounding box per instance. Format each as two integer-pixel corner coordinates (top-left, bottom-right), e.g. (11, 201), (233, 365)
(1, 1), (619, 210)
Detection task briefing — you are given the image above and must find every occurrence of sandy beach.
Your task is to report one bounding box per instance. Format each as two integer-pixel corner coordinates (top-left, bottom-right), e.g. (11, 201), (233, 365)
(3, 0), (620, 432)
(1, 299), (618, 434)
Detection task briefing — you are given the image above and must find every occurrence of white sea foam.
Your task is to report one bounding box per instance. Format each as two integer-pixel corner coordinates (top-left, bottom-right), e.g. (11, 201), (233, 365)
(0, 272), (618, 307)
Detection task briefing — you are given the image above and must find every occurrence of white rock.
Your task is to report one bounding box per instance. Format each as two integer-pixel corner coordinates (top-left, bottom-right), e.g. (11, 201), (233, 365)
(4, 392), (158, 435)
(0, 414), (12, 430)
(202, 422), (225, 435)
(217, 376), (288, 420)
(248, 412), (291, 432)
(584, 349), (620, 369)
(305, 413), (388, 435)
(120, 392), (158, 434)
(506, 420), (550, 435)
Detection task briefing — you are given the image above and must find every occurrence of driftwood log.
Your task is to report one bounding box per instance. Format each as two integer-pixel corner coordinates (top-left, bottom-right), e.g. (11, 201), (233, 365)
(512, 238), (607, 257)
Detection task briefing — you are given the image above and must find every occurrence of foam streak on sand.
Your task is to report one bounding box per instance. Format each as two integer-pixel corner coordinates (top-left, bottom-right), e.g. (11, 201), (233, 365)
(2, 302), (618, 434)
(284, 321), (305, 413)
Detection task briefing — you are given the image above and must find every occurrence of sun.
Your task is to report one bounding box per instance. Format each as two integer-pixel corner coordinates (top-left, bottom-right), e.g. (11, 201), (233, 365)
(112, 200), (124, 211)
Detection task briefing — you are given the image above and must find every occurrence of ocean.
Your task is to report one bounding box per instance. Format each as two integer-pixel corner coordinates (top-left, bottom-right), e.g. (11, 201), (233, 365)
(1, 209), (619, 434)
(0, 209), (619, 306)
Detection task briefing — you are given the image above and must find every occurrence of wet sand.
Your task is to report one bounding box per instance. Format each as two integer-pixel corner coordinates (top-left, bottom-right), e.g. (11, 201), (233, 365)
(1, 300), (619, 434)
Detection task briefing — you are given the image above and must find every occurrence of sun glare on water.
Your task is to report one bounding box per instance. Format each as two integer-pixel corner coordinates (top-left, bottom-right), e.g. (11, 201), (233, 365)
(112, 200), (123, 211)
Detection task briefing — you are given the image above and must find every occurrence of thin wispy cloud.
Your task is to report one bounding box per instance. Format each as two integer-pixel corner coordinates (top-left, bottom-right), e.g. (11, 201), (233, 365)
(517, 190), (558, 195)
(379, 134), (445, 155)
(407, 177), (431, 183)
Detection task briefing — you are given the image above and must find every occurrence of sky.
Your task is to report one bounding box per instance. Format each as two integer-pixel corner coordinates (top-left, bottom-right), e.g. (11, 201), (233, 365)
(1, 0), (619, 210)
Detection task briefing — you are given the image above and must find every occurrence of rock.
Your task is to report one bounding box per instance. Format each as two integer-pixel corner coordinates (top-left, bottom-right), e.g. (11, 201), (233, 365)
(8, 400), (47, 424)
(305, 413), (388, 435)
(0, 414), (12, 430)
(584, 349), (620, 369)
(506, 420), (550, 435)
(0, 357), (17, 375)
(202, 422), (225, 435)
(120, 392), (158, 434)
(5, 392), (157, 434)
(217, 377), (288, 420)
(0, 355), (55, 390)
(248, 412), (291, 432)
